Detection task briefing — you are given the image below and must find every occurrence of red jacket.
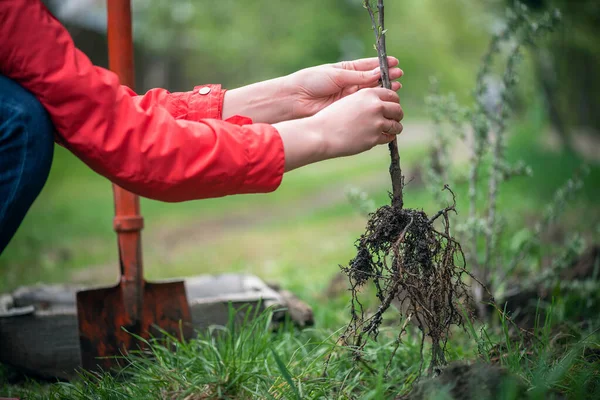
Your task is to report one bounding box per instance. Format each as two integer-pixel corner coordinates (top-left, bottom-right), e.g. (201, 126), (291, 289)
(0, 0), (285, 202)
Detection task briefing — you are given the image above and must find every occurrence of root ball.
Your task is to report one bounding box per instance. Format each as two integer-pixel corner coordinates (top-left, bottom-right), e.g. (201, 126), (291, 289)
(341, 189), (473, 374)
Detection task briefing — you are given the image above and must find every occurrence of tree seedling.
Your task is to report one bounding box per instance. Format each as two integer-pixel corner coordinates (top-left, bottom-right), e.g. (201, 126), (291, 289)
(340, 0), (473, 375)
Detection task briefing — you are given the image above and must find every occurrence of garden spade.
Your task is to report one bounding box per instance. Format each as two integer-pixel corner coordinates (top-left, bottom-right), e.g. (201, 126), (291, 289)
(76, 0), (192, 371)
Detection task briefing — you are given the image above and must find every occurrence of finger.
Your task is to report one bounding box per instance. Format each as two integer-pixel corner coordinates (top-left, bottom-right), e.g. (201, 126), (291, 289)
(381, 119), (404, 135)
(333, 56), (399, 71)
(388, 67), (404, 81)
(370, 87), (400, 103)
(358, 80), (403, 92)
(382, 102), (404, 122)
(377, 133), (397, 145)
(334, 68), (380, 88)
(336, 66), (403, 89)
(391, 81), (402, 91)
(358, 66), (403, 87)
(359, 78), (404, 94)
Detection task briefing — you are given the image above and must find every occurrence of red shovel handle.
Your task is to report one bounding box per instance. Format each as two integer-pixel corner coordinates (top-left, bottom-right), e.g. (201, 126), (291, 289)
(107, 0), (144, 323)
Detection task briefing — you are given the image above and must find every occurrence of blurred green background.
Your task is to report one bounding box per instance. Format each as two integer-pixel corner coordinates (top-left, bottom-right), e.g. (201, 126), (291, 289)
(1, 0), (599, 314)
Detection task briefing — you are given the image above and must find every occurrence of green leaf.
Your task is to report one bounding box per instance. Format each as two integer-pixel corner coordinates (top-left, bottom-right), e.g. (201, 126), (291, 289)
(270, 347), (301, 400)
(510, 228), (533, 253)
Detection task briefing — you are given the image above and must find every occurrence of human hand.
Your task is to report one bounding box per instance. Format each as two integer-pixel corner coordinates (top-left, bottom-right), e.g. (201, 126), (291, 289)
(313, 87), (403, 157)
(222, 57), (402, 124)
(284, 57), (403, 119)
(274, 87), (403, 171)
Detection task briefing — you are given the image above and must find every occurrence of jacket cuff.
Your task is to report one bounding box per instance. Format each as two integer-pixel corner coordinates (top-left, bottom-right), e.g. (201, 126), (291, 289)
(225, 116), (285, 194)
(240, 123), (285, 194)
(187, 84), (226, 121)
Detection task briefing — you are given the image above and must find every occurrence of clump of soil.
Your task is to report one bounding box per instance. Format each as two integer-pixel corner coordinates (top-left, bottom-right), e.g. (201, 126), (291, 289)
(341, 188), (473, 373)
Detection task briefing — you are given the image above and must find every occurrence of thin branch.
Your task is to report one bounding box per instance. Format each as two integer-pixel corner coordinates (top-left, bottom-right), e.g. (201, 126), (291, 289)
(364, 0), (403, 209)
(377, 0), (391, 89)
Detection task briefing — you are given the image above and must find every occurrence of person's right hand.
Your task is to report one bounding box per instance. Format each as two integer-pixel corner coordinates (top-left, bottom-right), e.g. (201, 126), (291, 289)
(313, 87), (403, 158)
(273, 87), (403, 171)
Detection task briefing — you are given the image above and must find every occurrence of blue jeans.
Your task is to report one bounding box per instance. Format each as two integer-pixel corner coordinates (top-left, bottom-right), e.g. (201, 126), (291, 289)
(0, 75), (54, 254)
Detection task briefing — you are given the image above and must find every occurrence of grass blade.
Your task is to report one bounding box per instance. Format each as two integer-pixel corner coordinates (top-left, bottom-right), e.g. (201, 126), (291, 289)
(270, 347), (301, 400)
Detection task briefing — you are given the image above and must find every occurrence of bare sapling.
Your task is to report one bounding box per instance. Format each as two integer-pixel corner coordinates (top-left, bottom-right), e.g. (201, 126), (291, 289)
(339, 0), (473, 375)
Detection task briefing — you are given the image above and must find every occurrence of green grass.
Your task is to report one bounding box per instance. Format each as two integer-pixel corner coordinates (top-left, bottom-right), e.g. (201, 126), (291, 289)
(2, 302), (598, 399)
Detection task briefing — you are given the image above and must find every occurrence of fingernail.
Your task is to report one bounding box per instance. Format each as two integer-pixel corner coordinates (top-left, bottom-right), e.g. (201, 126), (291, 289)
(372, 67), (381, 76)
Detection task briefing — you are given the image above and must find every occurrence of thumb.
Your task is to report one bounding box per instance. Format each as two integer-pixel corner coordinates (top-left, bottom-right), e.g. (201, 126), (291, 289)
(334, 67), (380, 87)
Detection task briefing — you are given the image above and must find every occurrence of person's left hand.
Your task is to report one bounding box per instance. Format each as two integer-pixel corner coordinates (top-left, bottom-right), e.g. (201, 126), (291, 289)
(284, 56), (403, 119)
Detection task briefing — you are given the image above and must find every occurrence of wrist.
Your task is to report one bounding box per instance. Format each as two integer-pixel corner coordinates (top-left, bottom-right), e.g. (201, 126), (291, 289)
(302, 115), (329, 161)
(222, 77), (295, 124)
(273, 115), (328, 172)
(279, 71), (308, 120)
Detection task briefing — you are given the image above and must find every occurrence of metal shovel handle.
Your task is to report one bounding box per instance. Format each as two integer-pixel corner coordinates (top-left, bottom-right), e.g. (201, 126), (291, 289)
(107, 0), (144, 325)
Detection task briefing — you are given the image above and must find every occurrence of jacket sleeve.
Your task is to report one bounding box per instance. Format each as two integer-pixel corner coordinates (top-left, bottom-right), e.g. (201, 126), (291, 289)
(0, 0), (284, 202)
(131, 84), (226, 121)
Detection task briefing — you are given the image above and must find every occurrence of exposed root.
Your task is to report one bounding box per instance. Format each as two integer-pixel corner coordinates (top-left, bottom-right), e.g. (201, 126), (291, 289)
(341, 186), (473, 374)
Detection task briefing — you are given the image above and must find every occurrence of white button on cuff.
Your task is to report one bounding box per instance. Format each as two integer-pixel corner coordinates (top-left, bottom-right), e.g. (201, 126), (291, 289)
(198, 86), (211, 95)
